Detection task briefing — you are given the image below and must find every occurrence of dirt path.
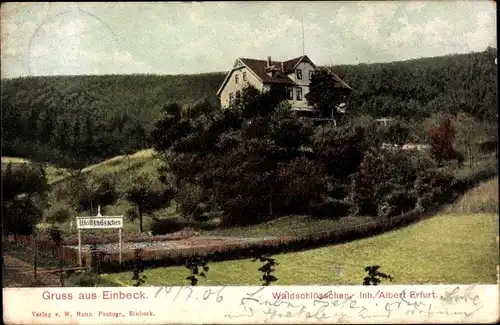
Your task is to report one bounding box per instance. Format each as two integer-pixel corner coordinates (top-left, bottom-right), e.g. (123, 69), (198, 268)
(2, 255), (62, 287)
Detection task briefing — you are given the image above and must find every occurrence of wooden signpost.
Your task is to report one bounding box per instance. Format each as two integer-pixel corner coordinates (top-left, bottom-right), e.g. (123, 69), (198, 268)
(76, 206), (124, 266)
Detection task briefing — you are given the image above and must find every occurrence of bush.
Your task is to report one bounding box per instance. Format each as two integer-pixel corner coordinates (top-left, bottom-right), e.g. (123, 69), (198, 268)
(175, 183), (211, 221)
(71, 273), (99, 287)
(149, 217), (189, 235)
(309, 198), (351, 219)
(377, 189), (417, 218)
(277, 156), (328, 214)
(199, 211), (223, 222)
(351, 149), (428, 217)
(47, 207), (74, 224)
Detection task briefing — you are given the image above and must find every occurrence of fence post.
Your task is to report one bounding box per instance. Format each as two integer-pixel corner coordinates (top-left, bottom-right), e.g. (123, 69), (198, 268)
(32, 234), (37, 282)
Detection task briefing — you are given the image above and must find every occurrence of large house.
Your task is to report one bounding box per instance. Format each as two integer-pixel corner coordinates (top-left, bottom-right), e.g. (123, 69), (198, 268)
(217, 55), (351, 116)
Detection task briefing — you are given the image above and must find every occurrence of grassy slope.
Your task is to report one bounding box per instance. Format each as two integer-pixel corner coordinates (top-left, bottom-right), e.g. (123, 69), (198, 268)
(2, 149), (159, 184)
(104, 212), (498, 285)
(3, 150), (163, 233)
(446, 176), (498, 214)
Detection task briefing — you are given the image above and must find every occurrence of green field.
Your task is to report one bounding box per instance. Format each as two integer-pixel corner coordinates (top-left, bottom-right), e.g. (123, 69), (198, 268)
(2, 149), (159, 185)
(103, 212), (499, 286)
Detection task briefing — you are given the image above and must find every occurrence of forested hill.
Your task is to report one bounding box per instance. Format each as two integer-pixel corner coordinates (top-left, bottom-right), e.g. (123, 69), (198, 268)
(330, 47), (497, 121)
(1, 48), (497, 167)
(1, 72), (226, 166)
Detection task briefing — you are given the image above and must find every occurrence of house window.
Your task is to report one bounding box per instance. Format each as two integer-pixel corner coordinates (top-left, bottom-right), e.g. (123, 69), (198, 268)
(243, 72), (247, 82)
(296, 69), (302, 80)
(308, 70), (314, 80)
(287, 87), (293, 100)
(236, 90), (241, 99)
(296, 87), (303, 101)
(235, 74), (239, 84)
(229, 93), (234, 104)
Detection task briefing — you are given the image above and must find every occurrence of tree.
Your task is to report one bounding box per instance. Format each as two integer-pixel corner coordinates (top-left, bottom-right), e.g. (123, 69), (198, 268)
(311, 116), (379, 180)
(427, 114), (457, 166)
(2, 163), (49, 235)
(62, 174), (118, 213)
(453, 112), (489, 170)
(150, 103), (187, 152)
(277, 156), (328, 214)
(121, 172), (175, 232)
(267, 102), (314, 149)
(305, 68), (350, 121)
(379, 119), (410, 146)
(232, 84), (288, 119)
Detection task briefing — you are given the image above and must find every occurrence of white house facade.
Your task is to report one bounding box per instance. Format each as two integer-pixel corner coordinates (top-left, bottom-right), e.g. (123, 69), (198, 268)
(217, 55), (351, 114)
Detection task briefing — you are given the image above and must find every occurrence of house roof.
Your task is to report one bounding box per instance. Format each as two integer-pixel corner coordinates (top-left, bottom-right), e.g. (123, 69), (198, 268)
(239, 58), (296, 85)
(317, 67), (352, 90)
(217, 55), (351, 95)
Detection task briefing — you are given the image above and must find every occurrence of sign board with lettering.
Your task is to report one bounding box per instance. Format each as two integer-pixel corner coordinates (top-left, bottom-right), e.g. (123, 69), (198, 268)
(76, 216), (124, 229)
(76, 206), (124, 266)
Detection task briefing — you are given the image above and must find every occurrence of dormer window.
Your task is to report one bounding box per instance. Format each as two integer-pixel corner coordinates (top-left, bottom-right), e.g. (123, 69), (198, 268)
(308, 70), (314, 80)
(296, 69), (302, 80)
(235, 74), (239, 84)
(243, 72), (247, 81)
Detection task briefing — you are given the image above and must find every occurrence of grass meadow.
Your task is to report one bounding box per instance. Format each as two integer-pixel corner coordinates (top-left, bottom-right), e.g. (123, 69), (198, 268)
(103, 212), (499, 286)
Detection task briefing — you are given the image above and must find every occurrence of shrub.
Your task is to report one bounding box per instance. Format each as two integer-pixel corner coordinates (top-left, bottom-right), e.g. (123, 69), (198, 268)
(253, 253), (279, 286)
(351, 149), (426, 217)
(377, 188), (417, 218)
(131, 249), (147, 286)
(363, 266), (394, 285)
(149, 217), (189, 235)
(47, 207), (73, 224)
(72, 273), (99, 287)
(277, 156), (328, 214)
(309, 198), (351, 219)
(175, 183), (211, 221)
(185, 256), (209, 286)
(312, 120), (375, 180)
(414, 168), (456, 210)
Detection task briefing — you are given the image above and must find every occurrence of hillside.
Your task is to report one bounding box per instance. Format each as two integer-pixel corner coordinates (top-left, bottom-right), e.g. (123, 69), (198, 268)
(106, 212), (499, 285)
(1, 48), (497, 167)
(2, 149), (158, 185)
(330, 48), (497, 121)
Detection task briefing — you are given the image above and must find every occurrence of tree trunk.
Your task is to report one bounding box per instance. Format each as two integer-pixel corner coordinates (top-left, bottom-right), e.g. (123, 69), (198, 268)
(268, 187), (274, 217)
(138, 206), (144, 233)
(466, 146), (472, 169)
(212, 183), (220, 212)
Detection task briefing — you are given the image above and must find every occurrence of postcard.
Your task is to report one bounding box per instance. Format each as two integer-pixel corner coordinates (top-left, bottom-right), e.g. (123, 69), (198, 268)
(2, 1), (498, 324)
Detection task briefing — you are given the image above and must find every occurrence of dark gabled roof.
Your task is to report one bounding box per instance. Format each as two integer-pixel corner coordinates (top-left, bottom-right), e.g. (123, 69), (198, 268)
(282, 55), (312, 73)
(318, 67), (352, 90)
(217, 55), (351, 95)
(239, 58), (296, 85)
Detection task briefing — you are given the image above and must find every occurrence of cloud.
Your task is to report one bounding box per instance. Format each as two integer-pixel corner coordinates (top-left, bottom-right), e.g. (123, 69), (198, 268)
(1, 2), (497, 77)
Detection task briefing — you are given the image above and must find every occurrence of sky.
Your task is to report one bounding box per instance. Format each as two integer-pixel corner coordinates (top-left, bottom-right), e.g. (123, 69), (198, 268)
(0, 1), (497, 78)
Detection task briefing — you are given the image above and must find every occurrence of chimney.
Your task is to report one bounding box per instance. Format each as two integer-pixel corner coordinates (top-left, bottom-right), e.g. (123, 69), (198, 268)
(267, 56), (272, 67)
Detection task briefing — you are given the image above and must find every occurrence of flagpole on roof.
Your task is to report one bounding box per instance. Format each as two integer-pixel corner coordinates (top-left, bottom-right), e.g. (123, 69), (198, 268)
(302, 16), (305, 55)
